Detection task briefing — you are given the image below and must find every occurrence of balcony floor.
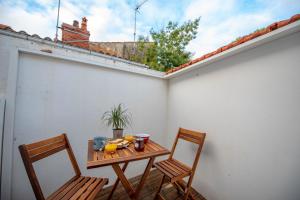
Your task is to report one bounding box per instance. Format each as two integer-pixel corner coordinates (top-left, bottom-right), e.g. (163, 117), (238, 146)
(95, 169), (206, 200)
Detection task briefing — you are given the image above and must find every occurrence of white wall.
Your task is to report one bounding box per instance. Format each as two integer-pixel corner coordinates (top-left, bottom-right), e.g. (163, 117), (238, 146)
(167, 31), (300, 200)
(0, 48), (9, 97)
(0, 98), (5, 187)
(1, 24), (300, 200)
(11, 53), (168, 200)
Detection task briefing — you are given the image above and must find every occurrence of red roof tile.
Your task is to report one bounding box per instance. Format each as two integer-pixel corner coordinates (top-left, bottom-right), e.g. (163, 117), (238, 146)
(166, 14), (300, 74)
(0, 23), (120, 59)
(0, 24), (13, 31)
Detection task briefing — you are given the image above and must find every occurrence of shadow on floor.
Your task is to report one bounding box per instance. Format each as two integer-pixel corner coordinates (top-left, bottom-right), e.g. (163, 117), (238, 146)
(95, 169), (206, 200)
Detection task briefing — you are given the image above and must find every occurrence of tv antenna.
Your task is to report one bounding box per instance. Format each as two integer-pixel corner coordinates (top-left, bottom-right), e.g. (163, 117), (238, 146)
(134, 0), (149, 42)
(54, 0), (61, 42)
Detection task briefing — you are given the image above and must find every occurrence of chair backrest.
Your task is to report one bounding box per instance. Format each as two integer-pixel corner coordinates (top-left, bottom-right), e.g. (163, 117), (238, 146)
(169, 128), (206, 172)
(19, 133), (81, 200)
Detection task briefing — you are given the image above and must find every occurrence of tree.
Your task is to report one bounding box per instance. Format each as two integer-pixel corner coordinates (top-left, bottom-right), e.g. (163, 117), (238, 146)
(131, 18), (200, 72)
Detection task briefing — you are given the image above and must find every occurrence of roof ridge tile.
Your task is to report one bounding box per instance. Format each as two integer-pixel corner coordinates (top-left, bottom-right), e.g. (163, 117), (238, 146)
(166, 13), (300, 74)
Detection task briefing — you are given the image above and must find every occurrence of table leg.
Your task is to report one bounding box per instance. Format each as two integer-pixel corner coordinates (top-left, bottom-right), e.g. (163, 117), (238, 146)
(107, 162), (129, 200)
(112, 164), (135, 198)
(134, 157), (155, 199)
(110, 157), (155, 200)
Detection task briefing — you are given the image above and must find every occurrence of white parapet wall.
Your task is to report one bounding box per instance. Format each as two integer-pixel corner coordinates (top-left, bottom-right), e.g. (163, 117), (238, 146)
(167, 29), (300, 199)
(0, 33), (168, 200)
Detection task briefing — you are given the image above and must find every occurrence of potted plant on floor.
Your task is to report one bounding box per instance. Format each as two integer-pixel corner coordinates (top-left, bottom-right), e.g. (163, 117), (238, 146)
(102, 104), (132, 138)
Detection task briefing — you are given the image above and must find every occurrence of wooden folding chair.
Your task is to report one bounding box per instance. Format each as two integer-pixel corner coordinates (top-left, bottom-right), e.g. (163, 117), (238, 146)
(154, 128), (206, 200)
(19, 133), (108, 200)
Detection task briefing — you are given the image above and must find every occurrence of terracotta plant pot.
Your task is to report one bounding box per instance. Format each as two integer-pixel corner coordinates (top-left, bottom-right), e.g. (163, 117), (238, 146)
(113, 129), (123, 139)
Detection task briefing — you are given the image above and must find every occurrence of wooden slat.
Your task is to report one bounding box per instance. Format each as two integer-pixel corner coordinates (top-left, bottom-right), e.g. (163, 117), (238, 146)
(87, 140), (170, 168)
(28, 140), (66, 158)
(117, 149), (126, 158)
(27, 134), (65, 150)
(111, 152), (118, 159)
(145, 143), (156, 152)
(87, 140), (94, 162)
(155, 159), (193, 184)
(169, 162), (191, 177)
(163, 160), (185, 175)
(149, 140), (164, 150)
(147, 142), (159, 151)
(47, 176), (80, 200)
(60, 177), (91, 200)
(31, 144), (66, 162)
(69, 177), (96, 200)
(178, 128), (205, 144)
(159, 161), (180, 177)
(179, 131), (202, 141)
(46, 177), (108, 200)
(155, 163), (175, 179)
(97, 151), (104, 160)
(170, 159), (192, 172)
(125, 145), (137, 156)
(179, 128), (204, 138)
(93, 151), (97, 161)
(47, 176), (85, 200)
(85, 179), (108, 200)
(178, 134), (201, 144)
(122, 148), (131, 156)
(143, 145), (150, 153)
(78, 178), (102, 200)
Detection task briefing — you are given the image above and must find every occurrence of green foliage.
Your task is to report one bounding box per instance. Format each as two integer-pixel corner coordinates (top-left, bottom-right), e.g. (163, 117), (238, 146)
(254, 27), (265, 33)
(233, 27), (265, 42)
(102, 104), (132, 129)
(131, 18), (200, 72)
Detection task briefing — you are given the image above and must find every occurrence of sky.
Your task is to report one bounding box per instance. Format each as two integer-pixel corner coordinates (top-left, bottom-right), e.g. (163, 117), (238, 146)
(0, 0), (300, 58)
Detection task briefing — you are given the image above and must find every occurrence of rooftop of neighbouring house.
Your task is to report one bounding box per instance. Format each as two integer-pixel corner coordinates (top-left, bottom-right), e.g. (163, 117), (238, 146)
(0, 17), (121, 59)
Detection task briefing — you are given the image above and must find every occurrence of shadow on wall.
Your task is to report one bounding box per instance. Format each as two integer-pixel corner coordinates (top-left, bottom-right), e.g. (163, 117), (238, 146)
(195, 140), (223, 200)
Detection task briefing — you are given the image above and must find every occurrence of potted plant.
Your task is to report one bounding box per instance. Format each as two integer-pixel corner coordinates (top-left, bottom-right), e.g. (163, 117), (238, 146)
(102, 104), (132, 138)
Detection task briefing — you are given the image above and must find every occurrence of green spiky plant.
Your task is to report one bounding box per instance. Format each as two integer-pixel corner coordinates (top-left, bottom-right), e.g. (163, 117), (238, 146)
(102, 104), (132, 138)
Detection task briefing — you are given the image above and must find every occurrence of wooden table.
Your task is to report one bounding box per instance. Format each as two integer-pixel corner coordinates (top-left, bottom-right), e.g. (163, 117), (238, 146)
(87, 139), (170, 200)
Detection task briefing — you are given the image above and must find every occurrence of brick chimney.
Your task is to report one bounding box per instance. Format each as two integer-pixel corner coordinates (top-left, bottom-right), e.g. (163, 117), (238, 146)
(61, 17), (90, 49)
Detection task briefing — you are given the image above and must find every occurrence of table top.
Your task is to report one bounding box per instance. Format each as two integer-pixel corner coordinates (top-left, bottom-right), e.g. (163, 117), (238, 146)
(87, 139), (170, 169)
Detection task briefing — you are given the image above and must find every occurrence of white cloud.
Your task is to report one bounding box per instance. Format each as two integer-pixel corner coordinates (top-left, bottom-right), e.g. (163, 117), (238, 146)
(0, 0), (299, 58)
(0, 2), (57, 38)
(0, 0), (134, 41)
(185, 0), (235, 20)
(87, 0), (134, 41)
(186, 12), (273, 57)
(182, 0), (298, 58)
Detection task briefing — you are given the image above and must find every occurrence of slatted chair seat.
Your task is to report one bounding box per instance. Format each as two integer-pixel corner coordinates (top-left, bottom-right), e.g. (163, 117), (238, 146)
(46, 176), (107, 200)
(154, 159), (191, 183)
(19, 134), (108, 200)
(154, 128), (206, 200)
